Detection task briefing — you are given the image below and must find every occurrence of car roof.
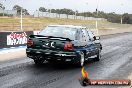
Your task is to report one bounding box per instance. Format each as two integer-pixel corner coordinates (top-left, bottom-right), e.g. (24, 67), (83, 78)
(48, 25), (87, 29)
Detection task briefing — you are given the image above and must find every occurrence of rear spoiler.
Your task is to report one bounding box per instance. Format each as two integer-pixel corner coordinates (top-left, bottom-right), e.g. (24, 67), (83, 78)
(28, 35), (72, 41)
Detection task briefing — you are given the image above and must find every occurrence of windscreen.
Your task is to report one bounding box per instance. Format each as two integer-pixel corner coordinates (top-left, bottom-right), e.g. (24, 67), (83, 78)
(38, 26), (77, 40)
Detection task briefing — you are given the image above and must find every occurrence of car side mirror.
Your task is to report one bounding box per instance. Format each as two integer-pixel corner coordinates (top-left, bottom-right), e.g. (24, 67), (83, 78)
(94, 36), (100, 40)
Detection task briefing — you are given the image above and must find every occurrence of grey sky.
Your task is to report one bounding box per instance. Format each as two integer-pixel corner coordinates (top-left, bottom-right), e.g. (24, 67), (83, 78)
(0, 0), (132, 14)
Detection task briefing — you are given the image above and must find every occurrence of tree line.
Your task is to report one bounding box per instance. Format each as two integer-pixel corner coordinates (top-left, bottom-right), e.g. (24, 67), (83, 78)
(0, 4), (29, 16)
(39, 7), (132, 24)
(0, 3), (132, 24)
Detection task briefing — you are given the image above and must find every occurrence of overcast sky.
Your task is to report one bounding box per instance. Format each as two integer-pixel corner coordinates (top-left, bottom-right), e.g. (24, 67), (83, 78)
(0, 0), (132, 14)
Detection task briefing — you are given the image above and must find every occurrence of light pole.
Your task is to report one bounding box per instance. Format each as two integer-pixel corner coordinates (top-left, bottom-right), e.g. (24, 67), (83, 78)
(120, 3), (123, 24)
(20, 7), (23, 31)
(20, 0), (23, 32)
(47, 0), (52, 18)
(2, 0), (6, 17)
(74, 10), (77, 19)
(86, 2), (88, 20)
(121, 16), (123, 24)
(96, 0), (99, 36)
(96, 10), (98, 35)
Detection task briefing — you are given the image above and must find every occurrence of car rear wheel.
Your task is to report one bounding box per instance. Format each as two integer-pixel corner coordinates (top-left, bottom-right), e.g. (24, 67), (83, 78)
(94, 50), (101, 61)
(76, 52), (85, 67)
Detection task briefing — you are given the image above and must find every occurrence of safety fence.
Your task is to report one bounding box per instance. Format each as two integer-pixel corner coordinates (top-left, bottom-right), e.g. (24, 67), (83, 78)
(34, 11), (107, 21)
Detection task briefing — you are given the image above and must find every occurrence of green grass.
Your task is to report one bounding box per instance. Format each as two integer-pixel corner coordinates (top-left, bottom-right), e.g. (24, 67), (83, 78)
(0, 17), (132, 31)
(0, 18), (19, 23)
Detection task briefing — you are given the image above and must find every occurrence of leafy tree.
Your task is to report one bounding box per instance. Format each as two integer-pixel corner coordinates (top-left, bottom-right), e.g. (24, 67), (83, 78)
(37, 7), (132, 24)
(0, 3), (5, 16)
(39, 7), (47, 12)
(122, 13), (132, 24)
(51, 9), (56, 13)
(108, 13), (121, 23)
(13, 5), (21, 15)
(0, 3), (3, 9)
(22, 9), (29, 15)
(13, 5), (29, 15)
(55, 9), (61, 14)
(0, 13), (8, 16)
(59, 8), (75, 15)
(0, 3), (5, 10)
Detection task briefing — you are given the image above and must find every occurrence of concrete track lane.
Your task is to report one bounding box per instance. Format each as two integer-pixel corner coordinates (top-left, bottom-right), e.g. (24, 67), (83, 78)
(0, 32), (132, 88)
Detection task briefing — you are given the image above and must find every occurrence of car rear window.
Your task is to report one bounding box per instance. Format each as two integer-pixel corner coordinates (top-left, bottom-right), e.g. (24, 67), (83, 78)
(39, 26), (77, 40)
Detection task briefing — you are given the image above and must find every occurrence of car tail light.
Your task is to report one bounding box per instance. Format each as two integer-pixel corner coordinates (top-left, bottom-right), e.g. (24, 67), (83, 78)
(64, 42), (74, 50)
(27, 39), (33, 47)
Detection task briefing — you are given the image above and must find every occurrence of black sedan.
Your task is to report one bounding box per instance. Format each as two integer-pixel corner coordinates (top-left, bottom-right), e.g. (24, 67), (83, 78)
(26, 25), (102, 67)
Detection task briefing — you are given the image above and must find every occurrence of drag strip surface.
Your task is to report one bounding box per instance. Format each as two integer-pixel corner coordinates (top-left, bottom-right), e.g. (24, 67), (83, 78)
(0, 33), (132, 88)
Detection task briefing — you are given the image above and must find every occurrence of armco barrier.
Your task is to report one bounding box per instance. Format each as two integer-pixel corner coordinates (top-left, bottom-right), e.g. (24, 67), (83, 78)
(0, 31), (33, 49)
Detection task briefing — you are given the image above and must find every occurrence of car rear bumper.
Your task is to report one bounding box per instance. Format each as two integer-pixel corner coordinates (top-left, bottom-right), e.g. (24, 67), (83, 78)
(26, 48), (79, 62)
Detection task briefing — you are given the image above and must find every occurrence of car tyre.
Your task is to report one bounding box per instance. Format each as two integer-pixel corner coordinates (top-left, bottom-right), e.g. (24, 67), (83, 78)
(94, 50), (101, 61)
(76, 52), (85, 67)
